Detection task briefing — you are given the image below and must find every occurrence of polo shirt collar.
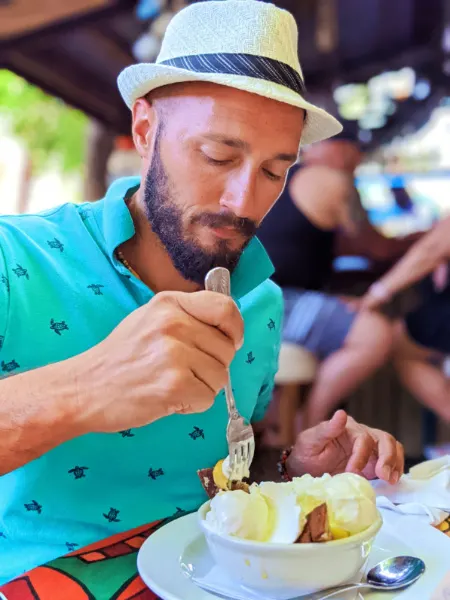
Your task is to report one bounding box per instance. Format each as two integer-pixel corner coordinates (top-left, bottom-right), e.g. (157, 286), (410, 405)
(102, 177), (275, 300)
(102, 176), (138, 260)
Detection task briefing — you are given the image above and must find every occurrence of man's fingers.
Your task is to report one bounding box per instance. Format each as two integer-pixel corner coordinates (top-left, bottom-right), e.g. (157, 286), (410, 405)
(296, 410), (348, 458)
(167, 374), (215, 416)
(324, 410), (348, 439)
(188, 347), (229, 396)
(187, 317), (236, 367)
(345, 433), (375, 475)
(392, 441), (405, 483)
(310, 410), (348, 451)
(171, 291), (244, 350)
(374, 431), (399, 483)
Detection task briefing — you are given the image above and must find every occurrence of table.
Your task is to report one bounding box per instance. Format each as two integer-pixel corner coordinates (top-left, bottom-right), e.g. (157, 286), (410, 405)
(1, 515), (449, 600)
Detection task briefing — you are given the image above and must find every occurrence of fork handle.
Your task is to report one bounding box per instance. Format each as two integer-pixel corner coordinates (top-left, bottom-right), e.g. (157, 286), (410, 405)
(225, 381), (238, 417)
(205, 267), (231, 296)
(205, 268), (238, 417)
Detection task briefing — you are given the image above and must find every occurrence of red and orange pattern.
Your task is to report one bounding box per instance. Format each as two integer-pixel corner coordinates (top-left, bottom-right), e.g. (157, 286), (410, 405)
(0, 522), (163, 600)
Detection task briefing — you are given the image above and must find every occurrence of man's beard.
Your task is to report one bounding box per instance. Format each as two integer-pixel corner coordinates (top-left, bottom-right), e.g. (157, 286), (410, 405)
(143, 129), (257, 285)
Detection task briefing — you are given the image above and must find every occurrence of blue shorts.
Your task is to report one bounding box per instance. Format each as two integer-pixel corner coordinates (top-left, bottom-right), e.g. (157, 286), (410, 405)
(282, 288), (357, 360)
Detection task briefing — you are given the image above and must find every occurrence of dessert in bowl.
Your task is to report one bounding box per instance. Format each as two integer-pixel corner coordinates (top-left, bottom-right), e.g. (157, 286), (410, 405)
(197, 462), (382, 598)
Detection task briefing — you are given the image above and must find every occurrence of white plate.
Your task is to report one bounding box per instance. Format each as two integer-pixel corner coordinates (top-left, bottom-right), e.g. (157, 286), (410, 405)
(137, 512), (448, 600)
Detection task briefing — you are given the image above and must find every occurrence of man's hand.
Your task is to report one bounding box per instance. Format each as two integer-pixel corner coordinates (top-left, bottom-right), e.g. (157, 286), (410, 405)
(76, 290), (243, 433)
(286, 410), (404, 484)
(0, 290), (244, 475)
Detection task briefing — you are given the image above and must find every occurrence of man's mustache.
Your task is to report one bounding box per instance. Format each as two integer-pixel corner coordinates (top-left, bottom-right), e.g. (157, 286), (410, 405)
(191, 212), (257, 238)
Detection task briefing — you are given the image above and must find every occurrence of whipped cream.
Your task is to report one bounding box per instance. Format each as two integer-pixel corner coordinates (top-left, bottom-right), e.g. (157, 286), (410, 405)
(205, 489), (270, 541)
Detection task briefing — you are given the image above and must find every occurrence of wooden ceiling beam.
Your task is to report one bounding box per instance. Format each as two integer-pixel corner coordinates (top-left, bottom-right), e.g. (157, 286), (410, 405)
(0, 0), (136, 48)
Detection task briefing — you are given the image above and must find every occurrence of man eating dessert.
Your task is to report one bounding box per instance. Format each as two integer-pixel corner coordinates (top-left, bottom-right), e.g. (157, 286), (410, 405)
(0, 0), (403, 583)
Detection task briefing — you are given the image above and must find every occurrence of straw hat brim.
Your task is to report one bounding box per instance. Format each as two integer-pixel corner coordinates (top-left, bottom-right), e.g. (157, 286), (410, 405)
(118, 63), (343, 146)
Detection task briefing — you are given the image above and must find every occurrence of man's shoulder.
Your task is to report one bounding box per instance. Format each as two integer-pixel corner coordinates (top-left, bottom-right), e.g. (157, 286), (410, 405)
(292, 165), (350, 200)
(289, 166), (349, 229)
(0, 202), (92, 227)
(0, 202), (101, 249)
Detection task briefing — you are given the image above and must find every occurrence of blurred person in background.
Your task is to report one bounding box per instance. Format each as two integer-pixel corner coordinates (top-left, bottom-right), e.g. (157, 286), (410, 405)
(361, 215), (450, 421)
(258, 134), (421, 428)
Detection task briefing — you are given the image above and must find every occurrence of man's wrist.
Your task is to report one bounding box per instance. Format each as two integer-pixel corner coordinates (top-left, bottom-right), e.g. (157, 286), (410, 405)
(28, 356), (89, 440)
(280, 449), (308, 480)
(0, 355), (91, 474)
(277, 447), (293, 481)
(68, 347), (108, 436)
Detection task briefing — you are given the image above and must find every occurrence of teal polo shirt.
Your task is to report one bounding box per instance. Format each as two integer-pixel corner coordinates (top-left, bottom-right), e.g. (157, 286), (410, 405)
(0, 177), (282, 582)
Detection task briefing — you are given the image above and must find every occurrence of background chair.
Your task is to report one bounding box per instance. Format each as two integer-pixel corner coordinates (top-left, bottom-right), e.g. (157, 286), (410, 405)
(275, 343), (318, 447)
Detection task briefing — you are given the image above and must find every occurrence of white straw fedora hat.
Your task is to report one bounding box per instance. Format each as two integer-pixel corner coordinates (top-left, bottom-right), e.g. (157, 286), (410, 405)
(118, 0), (342, 145)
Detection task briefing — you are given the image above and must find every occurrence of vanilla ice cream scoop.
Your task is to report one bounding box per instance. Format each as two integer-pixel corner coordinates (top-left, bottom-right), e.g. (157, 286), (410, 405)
(257, 481), (305, 543)
(293, 473), (332, 514)
(293, 472), (377, 539)
(205, 489), (270, 541)
(205, 482), (305, 543)
(324, 473), (378, 537)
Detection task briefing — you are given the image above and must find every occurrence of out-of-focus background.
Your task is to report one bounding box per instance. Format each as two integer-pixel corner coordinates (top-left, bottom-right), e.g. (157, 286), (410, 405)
(2, 0), (450, 464)
(2, 0), (450, 224)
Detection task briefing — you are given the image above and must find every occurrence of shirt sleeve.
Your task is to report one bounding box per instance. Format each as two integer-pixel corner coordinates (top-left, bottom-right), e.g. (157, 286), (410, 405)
(251, 287), (284, 423)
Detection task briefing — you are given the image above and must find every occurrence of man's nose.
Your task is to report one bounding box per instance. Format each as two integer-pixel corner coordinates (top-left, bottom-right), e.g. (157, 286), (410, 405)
(219, 166), (258, 220)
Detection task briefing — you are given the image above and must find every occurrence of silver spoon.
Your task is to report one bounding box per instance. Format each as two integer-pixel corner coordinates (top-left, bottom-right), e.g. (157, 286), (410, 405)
(311, 555), (426, 599)
(188, 556), (425, 600)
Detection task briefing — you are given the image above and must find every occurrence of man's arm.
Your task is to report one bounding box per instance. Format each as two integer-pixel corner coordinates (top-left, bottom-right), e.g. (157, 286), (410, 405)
(0, 287), (244, 476)
(335, 186), (422, 262)
(362, 215), (450, 308)
(0, 240), (86, 473)
(0, 356), (88, 474)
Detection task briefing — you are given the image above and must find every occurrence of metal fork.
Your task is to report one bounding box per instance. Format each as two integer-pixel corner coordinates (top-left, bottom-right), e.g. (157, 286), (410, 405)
(205, 267), (255, 483)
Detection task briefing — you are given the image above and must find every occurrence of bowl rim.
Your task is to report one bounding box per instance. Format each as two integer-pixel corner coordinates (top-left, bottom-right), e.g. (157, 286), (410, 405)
(198, 499), (383, 550)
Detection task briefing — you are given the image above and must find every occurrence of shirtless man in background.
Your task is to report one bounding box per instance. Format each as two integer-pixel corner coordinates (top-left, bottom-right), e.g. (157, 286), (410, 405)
(258, 135), (420, 427)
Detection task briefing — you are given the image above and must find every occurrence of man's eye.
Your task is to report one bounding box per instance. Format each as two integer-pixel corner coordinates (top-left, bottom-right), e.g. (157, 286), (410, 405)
(263, 169), (283, 181)
(203, 154), (232, 166)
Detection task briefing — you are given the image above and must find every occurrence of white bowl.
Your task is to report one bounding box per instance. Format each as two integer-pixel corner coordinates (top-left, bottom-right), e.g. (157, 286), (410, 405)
(198, 500), (383, 599)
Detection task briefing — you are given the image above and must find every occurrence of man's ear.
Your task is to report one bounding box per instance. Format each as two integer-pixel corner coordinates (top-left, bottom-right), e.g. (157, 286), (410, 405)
(131, 97), (158, 159)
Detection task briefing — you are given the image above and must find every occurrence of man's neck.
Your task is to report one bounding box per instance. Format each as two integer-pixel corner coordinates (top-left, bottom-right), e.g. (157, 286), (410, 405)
(118, 192), (201, 294)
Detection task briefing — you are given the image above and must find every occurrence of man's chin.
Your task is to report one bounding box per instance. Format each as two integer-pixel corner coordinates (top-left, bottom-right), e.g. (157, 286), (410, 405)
(171, 236), (251, 282)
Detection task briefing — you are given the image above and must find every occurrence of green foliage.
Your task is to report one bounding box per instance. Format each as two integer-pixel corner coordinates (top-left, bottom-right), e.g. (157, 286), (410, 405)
(0, 69), (87, 173)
